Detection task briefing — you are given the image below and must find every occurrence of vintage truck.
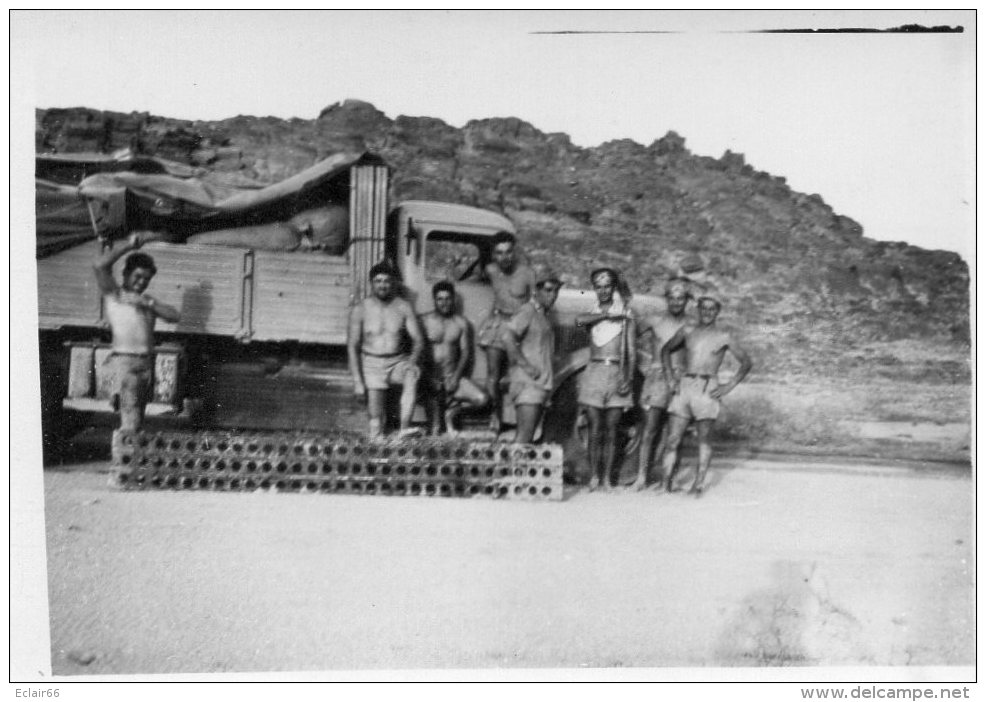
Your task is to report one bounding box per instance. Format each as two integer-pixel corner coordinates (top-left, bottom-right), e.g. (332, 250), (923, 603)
(36, 151), (664, 475)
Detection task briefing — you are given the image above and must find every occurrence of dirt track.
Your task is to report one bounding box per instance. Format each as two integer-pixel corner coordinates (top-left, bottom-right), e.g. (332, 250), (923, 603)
(42, 457), (973, 675)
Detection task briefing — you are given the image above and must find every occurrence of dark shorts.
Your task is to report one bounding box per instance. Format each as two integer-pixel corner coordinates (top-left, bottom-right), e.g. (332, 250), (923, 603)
(113, 354), (154, 431)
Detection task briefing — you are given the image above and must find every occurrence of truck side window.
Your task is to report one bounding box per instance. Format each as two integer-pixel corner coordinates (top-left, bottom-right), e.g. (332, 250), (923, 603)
(423, 236), (482, 283)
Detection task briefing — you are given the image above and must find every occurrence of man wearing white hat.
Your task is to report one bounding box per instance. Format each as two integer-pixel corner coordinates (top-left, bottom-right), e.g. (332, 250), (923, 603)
(575, 267), (636, 491)
(631, 277), (692, 490)
(659, 288), (752, 494)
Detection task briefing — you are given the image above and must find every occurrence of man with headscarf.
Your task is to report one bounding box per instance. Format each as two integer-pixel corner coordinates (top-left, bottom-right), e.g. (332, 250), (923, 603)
(575, 267), (636, 491)
(660, 288), (753, 495)
(631, 277), (692, 490)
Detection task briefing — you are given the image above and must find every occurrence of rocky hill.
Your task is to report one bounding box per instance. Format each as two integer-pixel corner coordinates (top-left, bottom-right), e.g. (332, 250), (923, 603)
(35, 101), (970, 382)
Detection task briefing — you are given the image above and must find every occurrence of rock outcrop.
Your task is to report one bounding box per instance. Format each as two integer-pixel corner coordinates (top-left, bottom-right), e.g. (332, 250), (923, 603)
(35, 101), (970, 380)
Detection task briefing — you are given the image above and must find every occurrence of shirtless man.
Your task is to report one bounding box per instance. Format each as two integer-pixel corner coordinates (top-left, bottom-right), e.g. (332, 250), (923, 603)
(575, 268), (636, 491)
(630, 278), (691, 490)
(500, 267), (562, 444)
(347, 262), (424, 438)
(93, 233), (181, 431)
(660, 290), (752, 495)
(477, 232), (536, 434)
(419, 280), (489, 435)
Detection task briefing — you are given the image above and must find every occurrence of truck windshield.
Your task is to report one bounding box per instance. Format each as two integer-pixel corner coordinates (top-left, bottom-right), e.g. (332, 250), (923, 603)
(423, 234), (484, 282)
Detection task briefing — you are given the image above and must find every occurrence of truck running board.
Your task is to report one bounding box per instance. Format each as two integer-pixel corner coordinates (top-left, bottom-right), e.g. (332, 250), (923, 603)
(110, 429), (563, 501)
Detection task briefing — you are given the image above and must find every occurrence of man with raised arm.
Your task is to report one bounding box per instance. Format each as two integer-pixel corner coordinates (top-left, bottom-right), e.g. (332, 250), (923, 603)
(93, 233), (181, 431)
(500, 267), (562, 444)
(630, 277), (691, 490)
(419, 280), (489, 435)
(659, 289), (753, 495)
(575, 267), (636, 491)
(347, 262), (424, 438)
(477, 231), (536, 435)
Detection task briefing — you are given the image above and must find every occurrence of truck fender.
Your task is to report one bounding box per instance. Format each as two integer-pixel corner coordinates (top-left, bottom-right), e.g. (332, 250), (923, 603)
(552, 347), (590, 392)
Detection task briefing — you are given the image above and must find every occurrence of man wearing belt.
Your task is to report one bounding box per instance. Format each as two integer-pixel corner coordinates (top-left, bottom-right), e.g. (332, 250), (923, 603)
(631, 277), (691, 490)
(575, 267), (636, 491)
(500, 266), (562, 444)
(347, 261), (424, 438)
(93, 233), (181, 431)
(660, 289), (752, 494)
(477, 232), (535, 435)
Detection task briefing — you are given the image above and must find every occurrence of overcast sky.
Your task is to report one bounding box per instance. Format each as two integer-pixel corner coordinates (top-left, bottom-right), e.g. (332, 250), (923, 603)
(12, 9), (975, 260)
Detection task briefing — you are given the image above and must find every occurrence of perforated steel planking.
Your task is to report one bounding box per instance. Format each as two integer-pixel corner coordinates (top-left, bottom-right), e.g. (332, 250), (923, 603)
(110, 429), (563, 501)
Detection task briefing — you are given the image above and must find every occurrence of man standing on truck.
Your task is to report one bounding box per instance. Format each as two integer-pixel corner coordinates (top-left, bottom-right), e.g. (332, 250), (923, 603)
(419, 280), (489, 435)
(500, 267), (562, 444)
(659, 289), (753, 495)
(93, 233), (181, 431)
(575, 267), (636, 491)
(630, 277), (692, 490)
(347, 262), (425, 438)
(477, 232), (536, 435)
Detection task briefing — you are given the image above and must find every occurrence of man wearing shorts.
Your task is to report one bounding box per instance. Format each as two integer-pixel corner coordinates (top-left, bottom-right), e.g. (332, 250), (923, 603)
(575, 267), (636, 491)
(500, 267), (562, 444)
(419, 280), (489, 435)
(347, 262), (424, 438)
(630, 277), (691, 490)
(93, 232), (181, 431)
(477, 231), (535, 434)
(660, 289), (752, 494)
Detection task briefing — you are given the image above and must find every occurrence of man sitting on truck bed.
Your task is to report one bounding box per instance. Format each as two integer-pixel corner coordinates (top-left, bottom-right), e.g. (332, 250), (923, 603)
(477, 232), (536, 435)
(419, 281), (490, 436)
(93, 233), (181, 431)
(347, 262), (424, 438)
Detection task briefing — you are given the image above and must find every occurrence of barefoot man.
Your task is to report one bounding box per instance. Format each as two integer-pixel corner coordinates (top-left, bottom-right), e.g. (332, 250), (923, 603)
(631, 277), (691, 490)
(660, 290), (752, 494)
(93, 233), (181, 431)
(501, 267), (562, 444)
(347, 262), (424, 438)
(419, 281), (489, 435)
(477, 232), (535, 434)
(575, 267), (636, 491)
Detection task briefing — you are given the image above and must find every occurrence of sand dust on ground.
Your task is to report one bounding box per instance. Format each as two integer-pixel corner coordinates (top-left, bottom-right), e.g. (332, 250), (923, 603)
(42, 459), (973, 675)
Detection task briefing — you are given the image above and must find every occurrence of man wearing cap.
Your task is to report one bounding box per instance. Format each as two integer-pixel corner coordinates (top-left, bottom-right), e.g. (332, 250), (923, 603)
(347, 261), (424, 438)
(659, 289), (752, 494)
(477, 232), (536, 434)
(500, 266), (562, 444)
(419, 280), (489, 435)
(631, 277), (692, 490)
(575, 267), (636, 491)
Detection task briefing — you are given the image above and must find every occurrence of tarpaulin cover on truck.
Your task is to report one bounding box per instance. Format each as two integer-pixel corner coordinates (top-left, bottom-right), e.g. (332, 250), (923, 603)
(35, 150), (379, 257)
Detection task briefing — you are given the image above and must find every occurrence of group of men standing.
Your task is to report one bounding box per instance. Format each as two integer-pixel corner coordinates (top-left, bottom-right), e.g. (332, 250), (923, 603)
(345, 231), (753, 494)
(96, 230), (752, 494)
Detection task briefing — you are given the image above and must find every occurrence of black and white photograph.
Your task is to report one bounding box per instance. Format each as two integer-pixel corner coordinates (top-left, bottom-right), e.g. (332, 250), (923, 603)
(10, 9), (975, 691)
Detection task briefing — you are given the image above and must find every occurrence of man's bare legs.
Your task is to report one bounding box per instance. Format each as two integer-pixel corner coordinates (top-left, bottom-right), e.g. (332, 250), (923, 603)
(485, 347), (505, 433)
(586, 406), (623, 490)
(398, 369), (421, 436)
(514, 404), (543, 444)
(660, 414), (690, 492)
(367, 389), (387, 438)
(690, 419), (714, 494)
(632, 407), (668, 490)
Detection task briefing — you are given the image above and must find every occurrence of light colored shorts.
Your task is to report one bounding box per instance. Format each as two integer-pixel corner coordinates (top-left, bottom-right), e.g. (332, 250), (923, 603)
(578, 362), (633, 409)
(668, 375), (720, 421)
(426, 373), (486, 404)
(362, 353), (420, 391)
(508, 367), (550, 406)
(477, 311), (509, 350)
(640, 366), (672, 410)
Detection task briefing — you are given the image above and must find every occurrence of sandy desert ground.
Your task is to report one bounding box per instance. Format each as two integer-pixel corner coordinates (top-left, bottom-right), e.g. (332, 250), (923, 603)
(39, 454), (973, 677)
